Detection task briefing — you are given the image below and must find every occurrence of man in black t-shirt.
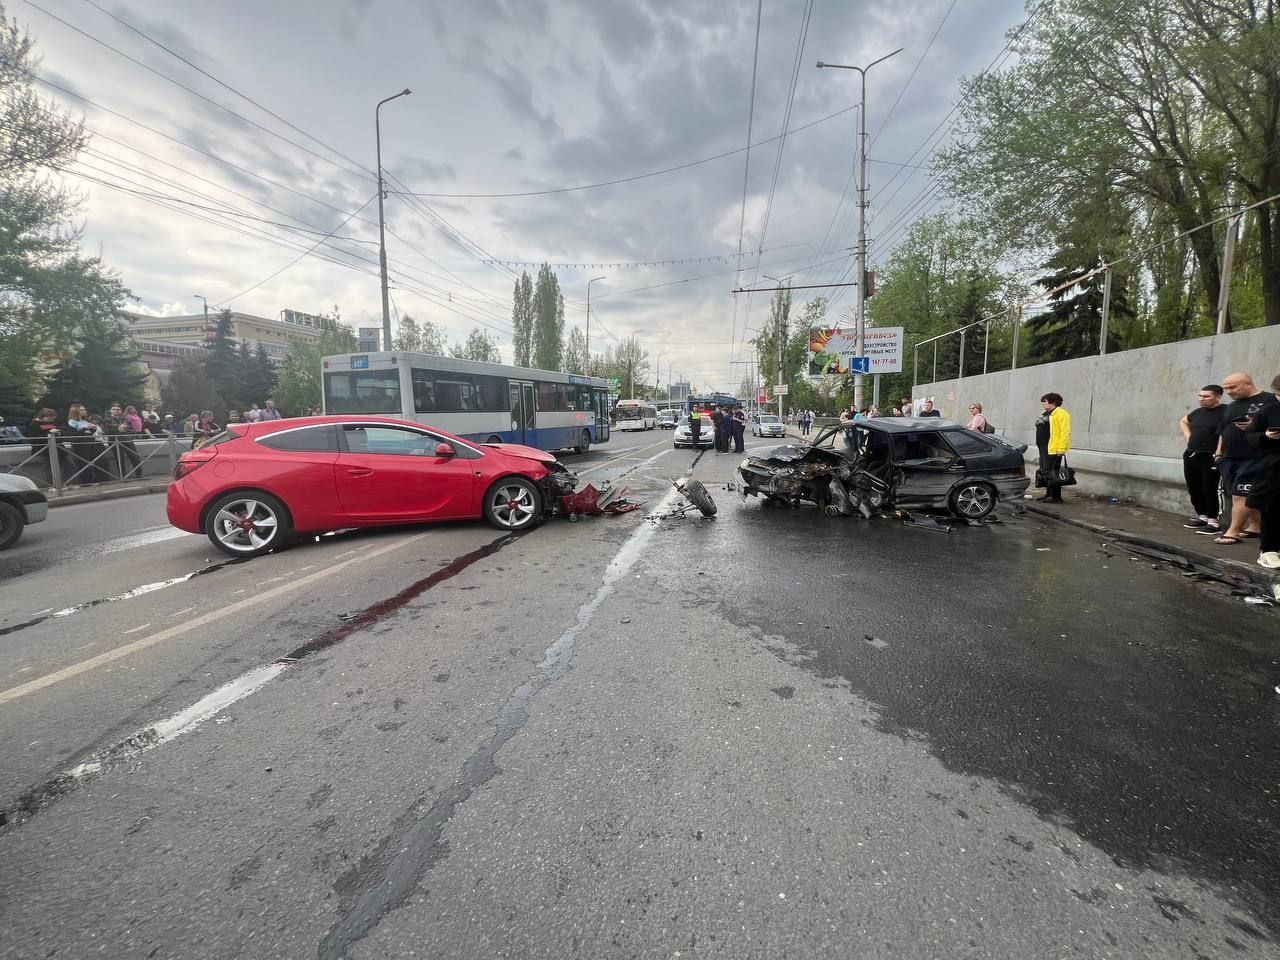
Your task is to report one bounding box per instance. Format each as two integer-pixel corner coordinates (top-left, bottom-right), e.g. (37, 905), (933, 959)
(1205, 372), (1280, 544)
(1179, 384), (1225, 529)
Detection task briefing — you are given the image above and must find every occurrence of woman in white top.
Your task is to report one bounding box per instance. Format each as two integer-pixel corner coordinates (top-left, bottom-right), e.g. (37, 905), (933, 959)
(967, 402), (988, 432)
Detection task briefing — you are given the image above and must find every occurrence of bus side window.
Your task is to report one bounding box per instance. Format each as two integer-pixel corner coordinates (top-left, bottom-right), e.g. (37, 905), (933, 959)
(412, 370), (435, 413)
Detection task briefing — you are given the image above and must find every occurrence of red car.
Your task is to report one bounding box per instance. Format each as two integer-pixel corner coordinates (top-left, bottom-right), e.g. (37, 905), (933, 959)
(166, 416), (578, 557)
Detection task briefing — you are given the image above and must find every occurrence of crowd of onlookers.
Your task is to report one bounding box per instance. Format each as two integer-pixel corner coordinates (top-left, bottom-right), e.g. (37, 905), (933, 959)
(0, 398), (291, 485)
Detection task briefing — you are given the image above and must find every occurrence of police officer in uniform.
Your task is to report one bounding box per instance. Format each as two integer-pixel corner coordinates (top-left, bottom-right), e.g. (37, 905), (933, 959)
(688, 406), (702, 448)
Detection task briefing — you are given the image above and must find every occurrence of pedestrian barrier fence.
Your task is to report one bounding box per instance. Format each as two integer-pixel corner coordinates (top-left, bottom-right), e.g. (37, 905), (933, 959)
(0, 434), (193, 494)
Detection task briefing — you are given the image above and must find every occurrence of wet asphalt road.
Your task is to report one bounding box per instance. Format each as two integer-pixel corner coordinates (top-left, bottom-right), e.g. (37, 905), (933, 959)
(0, 430), (1277, 960)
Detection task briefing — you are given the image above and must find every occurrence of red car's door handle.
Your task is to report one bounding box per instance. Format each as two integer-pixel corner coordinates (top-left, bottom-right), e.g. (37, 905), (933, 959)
(346, 467), (373, 478)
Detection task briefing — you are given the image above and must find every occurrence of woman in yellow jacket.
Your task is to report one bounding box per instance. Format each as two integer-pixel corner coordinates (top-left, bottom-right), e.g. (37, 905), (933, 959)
(1035, 392), (1071, 502)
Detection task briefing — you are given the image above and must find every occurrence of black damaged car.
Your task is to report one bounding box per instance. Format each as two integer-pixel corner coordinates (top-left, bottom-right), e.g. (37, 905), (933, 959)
(738, 417), (1030, 520)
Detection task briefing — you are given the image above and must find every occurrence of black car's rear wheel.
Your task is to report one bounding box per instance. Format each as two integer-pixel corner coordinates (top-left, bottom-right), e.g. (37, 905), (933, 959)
(205, 491), (291, 557)
(483, 477), (542, 531)
(949, 481), (996, 520)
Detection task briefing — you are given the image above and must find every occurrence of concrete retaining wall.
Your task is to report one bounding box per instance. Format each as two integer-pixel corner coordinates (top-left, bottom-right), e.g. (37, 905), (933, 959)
(914, 326), (1280, 512)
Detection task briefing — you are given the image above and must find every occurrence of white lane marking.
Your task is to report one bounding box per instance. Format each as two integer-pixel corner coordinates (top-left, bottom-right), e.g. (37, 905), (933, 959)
(0, 531), (432, 707)
(257, 576), (285, 586)
(299, 565), (315, 572)
(66, 663), (288, 781)
(57, 478), (682, 800)
(97, 527), (193, 556)
(334, 550), (358, 560)
(578, 435), (672, 476)
(171, 607), (196, 618)
(122, 623), (151, 635)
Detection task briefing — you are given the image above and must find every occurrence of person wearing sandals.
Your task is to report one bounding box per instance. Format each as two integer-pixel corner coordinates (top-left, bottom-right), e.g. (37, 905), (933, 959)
(1206, 373), (1279, 546)
(1247, 374), (1280, 569)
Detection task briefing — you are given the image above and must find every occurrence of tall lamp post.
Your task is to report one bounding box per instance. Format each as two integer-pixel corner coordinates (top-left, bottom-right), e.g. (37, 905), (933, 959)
(764, 275), (792, 421)
(585, 276), (605, 369)
(817, 49), (901, 411)
(376, 88), (412, 352)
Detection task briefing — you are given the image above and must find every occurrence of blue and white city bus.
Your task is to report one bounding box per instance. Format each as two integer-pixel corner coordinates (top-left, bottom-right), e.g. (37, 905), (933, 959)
(321, 352), (611, 453)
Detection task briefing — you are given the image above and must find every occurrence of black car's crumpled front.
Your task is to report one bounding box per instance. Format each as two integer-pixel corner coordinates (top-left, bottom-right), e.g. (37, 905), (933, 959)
(738, 419), (1028, 520)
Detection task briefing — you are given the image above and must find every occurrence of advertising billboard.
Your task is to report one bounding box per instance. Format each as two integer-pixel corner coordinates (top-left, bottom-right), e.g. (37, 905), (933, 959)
(808, 326), (903, 375)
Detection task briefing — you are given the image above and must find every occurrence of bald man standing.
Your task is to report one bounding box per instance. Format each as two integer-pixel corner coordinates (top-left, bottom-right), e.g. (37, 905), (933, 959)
(1205, 373), (1280, 545)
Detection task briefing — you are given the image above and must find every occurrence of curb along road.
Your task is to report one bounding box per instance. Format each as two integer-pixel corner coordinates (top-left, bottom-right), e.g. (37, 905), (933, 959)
(1023, 503), (1280, 597)
(46, 481), (172, 509)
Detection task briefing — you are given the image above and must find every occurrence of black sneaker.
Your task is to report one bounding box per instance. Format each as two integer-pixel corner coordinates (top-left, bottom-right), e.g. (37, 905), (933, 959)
(1195, 524), (1223, 535)
(1183, 518), (1209, 528)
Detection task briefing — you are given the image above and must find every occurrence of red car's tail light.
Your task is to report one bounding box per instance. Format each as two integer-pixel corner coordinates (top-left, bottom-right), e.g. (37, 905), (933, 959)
(173, 453), (215, 480)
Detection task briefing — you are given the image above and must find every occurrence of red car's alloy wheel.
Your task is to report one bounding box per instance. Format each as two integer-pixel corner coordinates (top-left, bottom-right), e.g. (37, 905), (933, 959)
(485, 479), (540, 530)
(209, 495), (283, 554)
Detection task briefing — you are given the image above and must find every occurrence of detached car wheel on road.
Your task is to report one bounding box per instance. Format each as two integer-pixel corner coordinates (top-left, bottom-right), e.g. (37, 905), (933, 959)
(738, 418), (1029, 520)
(167, 416), (577, 557)
(0, 474), (49, 550)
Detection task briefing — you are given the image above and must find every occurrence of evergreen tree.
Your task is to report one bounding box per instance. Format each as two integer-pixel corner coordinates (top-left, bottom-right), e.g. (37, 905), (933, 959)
(236, 340), (253, 406)
(1026, 256), (1129, 363)
(0, 371), (34, 423)
(161, 355), (221, 420)
(203, 309), (241, 406)
(41, 314), (148, 414)
(394, 314), (422, 351)
(511, 271), (534, 366)
(531, 263), (564, 371)
(242, 343), (276, 407)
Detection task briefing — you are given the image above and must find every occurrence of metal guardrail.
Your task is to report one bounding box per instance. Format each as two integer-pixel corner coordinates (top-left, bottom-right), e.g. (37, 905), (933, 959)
(0, 433), (192, 494)
(910, 189), (1280, 392)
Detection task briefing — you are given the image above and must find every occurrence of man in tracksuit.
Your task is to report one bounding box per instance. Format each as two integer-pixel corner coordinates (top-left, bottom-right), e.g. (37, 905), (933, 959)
(710, 406), (726, 453)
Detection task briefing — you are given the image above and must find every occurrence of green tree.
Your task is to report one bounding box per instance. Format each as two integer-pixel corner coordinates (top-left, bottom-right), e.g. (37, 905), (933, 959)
(203, 309), (241, 407)
(531, 264), (564, 371)
(274, 321), (357, 416)
(613, 338), (649, 397)
(451, 327), (501, 362)
(511, 271), (534, 366)
(1026, 258), (1130, 363)
(561, 326), (587, 374)
(242, 343), (276, 407)
(393, 313), (446, 354)
(1, 7), (132, 410)
(161, 355), (221, 420)
(41, 314), (148, 414)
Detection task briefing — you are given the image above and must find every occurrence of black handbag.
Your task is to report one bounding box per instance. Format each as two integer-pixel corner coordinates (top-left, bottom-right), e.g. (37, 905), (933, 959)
(1052, 457), (1077, 486)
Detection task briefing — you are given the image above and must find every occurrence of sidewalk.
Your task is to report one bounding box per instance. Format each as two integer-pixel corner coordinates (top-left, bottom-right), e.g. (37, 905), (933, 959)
(44, 477), (171, 508)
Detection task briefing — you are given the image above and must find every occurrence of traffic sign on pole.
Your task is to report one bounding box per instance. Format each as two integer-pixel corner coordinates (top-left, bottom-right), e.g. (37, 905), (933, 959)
(849, 357), (871, 374)
(773, 384), (789, 396)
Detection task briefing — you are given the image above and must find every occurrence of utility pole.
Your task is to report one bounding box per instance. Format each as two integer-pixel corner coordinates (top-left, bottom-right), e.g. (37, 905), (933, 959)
(818, 49), (902, 411)
(586, 275), (605, 367)
(764, 276), (791, 421)
(376, 88), (411, 352)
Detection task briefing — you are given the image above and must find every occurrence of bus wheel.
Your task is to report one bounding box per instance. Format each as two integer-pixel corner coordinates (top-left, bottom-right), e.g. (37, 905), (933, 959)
(574, 430), (590, 454)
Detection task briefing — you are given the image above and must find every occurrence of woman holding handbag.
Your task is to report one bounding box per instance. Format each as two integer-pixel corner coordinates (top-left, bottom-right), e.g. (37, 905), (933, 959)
(1035, 392), (1072, 503)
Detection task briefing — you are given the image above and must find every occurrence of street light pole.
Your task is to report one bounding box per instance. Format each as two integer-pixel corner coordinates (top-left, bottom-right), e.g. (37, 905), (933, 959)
(763, 276), (792, 422)
(585, 276), (605, 371)
(376, 88), (412, 352)
(817, 49), (902, 411)
(194, 294), (209, 330)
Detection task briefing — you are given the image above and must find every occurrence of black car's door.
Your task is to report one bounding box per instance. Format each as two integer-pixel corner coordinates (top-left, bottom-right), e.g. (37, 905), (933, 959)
(891, 430), (965, 501)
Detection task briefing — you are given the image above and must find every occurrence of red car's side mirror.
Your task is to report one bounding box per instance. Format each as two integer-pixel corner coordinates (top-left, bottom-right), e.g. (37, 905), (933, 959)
(435, 442), (456, 457)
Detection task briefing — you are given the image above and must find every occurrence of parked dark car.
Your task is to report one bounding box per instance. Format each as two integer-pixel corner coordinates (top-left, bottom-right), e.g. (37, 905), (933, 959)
(739, 417), (1029, 520)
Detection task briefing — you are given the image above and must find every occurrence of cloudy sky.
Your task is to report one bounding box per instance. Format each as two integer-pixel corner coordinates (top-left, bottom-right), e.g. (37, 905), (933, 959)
(18, 0), (1027, 391)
